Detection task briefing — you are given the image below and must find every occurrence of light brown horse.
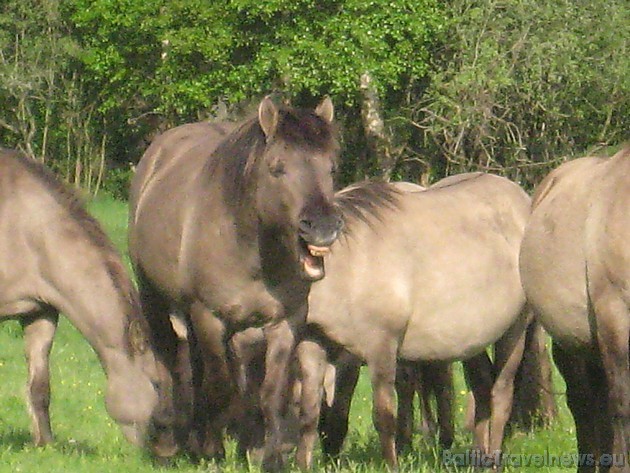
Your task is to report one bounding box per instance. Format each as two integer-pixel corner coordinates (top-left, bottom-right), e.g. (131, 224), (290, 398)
(296, 173), (532, 470)
(520, 147), (630, 473)
(0, 148), (164, 449)
(298, 182), (455, 459)
(128, 96), (342, 470)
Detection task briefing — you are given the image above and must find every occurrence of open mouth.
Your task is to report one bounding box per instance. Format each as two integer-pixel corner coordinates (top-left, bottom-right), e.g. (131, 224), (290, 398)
(298, 237), (331, 281)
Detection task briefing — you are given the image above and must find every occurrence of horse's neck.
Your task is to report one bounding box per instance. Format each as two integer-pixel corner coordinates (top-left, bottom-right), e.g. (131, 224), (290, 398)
(38, 223), (132, 370)
(258, 226), (310, 303)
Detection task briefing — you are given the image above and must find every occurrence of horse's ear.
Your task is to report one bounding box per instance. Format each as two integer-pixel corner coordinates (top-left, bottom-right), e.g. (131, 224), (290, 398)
(258, 96), (279, 138)
(315, 96), (334, 123)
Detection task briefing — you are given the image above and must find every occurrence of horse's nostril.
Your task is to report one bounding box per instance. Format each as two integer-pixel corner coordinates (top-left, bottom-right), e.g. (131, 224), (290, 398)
(299, 219), (313, 231)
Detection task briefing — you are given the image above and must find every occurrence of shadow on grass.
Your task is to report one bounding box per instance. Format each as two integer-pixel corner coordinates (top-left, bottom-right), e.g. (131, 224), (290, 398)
(0, 428), (98, 457)
(0, 429), (32, 450)
(316, 430), (478, 472)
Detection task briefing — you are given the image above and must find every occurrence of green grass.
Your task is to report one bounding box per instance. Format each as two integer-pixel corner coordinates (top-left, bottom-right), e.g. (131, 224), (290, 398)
(0, 195), (579, 472)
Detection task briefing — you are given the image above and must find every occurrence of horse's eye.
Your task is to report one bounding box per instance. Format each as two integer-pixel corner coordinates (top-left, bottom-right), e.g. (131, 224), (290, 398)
(269, 161), (286, 177)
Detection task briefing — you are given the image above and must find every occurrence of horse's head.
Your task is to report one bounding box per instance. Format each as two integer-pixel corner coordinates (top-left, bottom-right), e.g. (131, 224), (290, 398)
(102, 318), (178, 457)
(254, 96), (343, 281)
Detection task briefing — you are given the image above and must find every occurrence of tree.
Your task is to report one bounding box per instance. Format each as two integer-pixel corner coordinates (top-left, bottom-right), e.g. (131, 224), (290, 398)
(0, 0), (107, 193)
(63, 0), (446, 182)
(416, 0), (629, 188)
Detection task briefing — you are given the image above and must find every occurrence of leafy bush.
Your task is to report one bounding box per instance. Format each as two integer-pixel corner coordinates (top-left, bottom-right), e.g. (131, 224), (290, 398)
(101, 165), (134, 201)
(416, 0), (629, 188)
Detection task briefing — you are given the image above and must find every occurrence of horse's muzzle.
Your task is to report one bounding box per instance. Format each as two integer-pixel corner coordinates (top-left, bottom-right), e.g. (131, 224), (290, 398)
(298, 213), (343, 248)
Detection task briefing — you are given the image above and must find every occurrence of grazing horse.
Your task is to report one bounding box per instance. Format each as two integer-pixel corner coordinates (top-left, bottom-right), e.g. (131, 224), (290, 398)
(0, 148), (164, 449)
(128, 96), (342, 470)
(296, 174), (532, 470)
(519, 147), (630, 473)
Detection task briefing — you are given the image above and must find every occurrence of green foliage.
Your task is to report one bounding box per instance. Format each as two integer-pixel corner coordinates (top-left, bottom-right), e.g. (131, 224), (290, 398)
(58, 0), (445, 181)
(1, 0), (627, 192)
(65, 0), (444, 114)
(417, 0), (629, 187)
(0, 0), (108, 192)
(99, 165), (135, 201)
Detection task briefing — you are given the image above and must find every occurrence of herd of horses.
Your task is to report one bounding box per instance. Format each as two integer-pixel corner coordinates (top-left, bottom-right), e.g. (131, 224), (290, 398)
(0, 96), (628, 472)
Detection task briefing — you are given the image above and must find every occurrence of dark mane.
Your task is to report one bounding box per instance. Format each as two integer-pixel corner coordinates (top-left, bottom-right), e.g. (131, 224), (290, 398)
(206, 105), (339, 207)
(5, 150), (145, 353)
(334, 180), (402, 235)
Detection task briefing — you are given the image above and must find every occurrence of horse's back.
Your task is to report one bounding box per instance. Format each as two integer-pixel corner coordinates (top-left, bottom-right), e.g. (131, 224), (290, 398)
(0, 149), (75, 240)
(130, 121), (237, 218)
(128, 120), (239, 294)
(520, 155), (612, 350)
(391, 181), (425, 192)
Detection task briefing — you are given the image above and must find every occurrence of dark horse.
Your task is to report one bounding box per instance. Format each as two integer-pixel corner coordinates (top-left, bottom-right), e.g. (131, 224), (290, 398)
(0, 148), (165, 449)
(128, 96), (342, 470)
(520, 147), (630, 473)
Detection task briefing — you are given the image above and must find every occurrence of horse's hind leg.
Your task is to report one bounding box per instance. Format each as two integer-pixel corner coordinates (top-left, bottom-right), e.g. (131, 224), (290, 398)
(395, 362), (417, 453)
(488, 313), (529, 457)
(463, 352), (493, 455)
(553, 343), (598, 473)
(320, 352), (361, 458)
(21, 311), (58, 446)
(424, 361), (455, 449)
(592, 295), (630, 472)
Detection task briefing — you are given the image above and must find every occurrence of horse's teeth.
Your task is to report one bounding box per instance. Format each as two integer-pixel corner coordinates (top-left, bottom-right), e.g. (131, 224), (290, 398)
(307, 245), (330, 257)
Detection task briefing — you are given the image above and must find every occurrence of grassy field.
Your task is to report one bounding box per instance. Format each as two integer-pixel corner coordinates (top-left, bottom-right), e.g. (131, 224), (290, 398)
(0, 195), (580, 472)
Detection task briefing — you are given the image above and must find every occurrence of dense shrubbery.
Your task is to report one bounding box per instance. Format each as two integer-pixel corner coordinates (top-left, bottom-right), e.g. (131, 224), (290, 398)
(0, 0), (627, 194)
(416, 0), (629, 188)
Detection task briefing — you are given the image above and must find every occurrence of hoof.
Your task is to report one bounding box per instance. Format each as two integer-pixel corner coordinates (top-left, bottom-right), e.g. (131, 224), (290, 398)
(262, 451), (286, 472)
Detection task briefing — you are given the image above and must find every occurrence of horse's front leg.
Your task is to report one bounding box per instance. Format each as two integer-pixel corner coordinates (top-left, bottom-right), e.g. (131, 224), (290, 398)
(593, 294), (630, 473)
(367, 339), (399, 470)
(189, 303), (236, 462)
(295, 337), (328, 470)
(395, 362), (417, 453)
(261, 317), (301, 472)
(21, 311), (59, 446)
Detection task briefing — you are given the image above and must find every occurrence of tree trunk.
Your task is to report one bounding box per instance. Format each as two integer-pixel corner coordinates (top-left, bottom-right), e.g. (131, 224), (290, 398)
(359, 72), (396, 180)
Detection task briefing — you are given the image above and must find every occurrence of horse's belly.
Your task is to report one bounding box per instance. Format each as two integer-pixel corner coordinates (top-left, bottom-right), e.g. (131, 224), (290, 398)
(399, 293), (524, 361)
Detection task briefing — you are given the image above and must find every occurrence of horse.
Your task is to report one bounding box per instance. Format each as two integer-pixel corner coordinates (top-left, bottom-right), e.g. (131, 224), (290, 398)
(296, 173), (532, 470)
(128, 96), (342, 470)
(519, 147), (630, 473)
(0, 148), (165, 450)
(296, 182), (455, 458)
